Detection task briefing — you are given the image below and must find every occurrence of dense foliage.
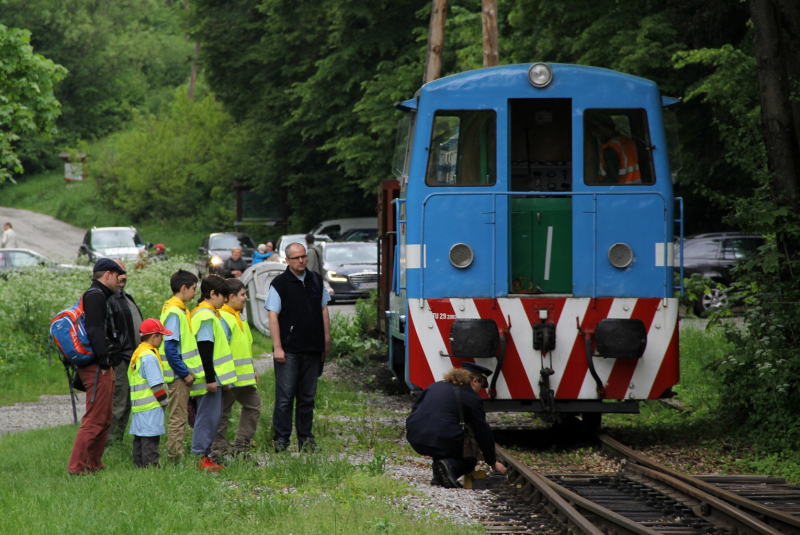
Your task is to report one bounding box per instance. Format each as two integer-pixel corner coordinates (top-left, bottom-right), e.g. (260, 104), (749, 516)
(0, 24), (65, 182)
(0, 0), (193, 172)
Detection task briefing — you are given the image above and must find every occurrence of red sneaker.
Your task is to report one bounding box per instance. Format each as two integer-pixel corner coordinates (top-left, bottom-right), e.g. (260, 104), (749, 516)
(199, 456), (223, 472)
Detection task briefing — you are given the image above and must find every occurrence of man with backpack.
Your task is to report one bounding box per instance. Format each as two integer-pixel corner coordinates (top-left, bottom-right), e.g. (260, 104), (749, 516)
(67, 258), (126, 475)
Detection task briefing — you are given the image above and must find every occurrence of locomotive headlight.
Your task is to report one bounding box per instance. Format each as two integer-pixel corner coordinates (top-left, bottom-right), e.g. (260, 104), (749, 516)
(449, 243), (474, 269)
(608, 243), (634, 269)
(528, 63), (553, 88)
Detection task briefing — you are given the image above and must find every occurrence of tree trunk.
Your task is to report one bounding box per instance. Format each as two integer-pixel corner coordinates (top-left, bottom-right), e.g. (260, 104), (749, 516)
(482, 0), (499, 68)
(423, 0), (448, 84)
(750, 0), (800, 212)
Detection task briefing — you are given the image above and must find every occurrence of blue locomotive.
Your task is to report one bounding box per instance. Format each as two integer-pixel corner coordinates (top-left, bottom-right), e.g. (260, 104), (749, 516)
(378, 62), (682, 419)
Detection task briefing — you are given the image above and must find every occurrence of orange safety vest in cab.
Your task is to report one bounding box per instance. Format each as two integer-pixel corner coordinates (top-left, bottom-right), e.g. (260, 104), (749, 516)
(599, 135), (641, 184)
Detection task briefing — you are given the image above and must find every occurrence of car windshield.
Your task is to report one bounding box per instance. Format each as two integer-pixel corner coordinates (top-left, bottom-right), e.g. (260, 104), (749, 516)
(10, 251), (48, 267)
(723, 238), (763, 259)
(93, 230), (143, 248)
(324, 243), (376, 265)
(209, 235), (256, 250)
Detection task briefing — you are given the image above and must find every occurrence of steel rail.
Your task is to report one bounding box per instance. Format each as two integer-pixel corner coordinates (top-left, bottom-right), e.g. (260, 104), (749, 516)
(495, 445), (604, 535)
(599, 434), (800, 534)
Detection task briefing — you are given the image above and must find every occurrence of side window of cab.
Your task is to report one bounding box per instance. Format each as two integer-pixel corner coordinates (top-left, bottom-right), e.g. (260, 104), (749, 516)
(584, 109), (655, 185)
(426, 111), (496, 186)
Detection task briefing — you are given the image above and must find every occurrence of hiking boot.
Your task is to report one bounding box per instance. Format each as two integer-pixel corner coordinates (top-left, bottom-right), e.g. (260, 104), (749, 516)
(299, 440), (319, 453)
(273, 440), (289, 453)
(198, 456), (224, 472)
(434, 460), (462, 489)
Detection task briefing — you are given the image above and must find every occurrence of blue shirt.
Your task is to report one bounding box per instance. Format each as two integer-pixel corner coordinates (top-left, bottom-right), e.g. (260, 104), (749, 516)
(129, 353), (166, 437)
(265, 271), (331, 313)
(163, 312), (189, 378)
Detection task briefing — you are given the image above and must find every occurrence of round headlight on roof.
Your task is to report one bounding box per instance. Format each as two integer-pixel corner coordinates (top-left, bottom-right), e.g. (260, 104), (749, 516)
(608, 243), (634, 269)
(528, 63), (553, 88)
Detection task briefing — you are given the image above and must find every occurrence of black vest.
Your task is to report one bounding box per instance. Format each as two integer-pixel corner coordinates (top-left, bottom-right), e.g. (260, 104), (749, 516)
(270, 267), (325, 353)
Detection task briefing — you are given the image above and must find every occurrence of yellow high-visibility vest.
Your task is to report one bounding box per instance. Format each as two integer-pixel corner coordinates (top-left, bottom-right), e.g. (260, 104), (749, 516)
(221, 310), (257, 387)
(159, 306), (207, 396)
(128, 349), (162, 413)
(191, 307), (238, 388)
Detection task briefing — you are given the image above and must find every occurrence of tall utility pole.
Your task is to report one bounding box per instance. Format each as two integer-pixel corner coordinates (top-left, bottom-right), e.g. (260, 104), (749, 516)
(423, 0), (448, 84)
(482, 0), (499, 67)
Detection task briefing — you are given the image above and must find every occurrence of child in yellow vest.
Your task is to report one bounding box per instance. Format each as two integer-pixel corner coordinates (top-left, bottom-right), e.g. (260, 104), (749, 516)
(128, 319), (171, 468)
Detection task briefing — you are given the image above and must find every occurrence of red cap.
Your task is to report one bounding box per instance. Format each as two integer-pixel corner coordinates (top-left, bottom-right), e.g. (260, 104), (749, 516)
(139, 318), (173, 336)
(155, 243), (165, 251)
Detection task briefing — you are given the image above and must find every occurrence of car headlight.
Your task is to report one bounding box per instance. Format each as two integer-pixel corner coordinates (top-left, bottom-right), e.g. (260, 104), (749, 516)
(210, 256), (223, 266)
(327, 270), (347, 282)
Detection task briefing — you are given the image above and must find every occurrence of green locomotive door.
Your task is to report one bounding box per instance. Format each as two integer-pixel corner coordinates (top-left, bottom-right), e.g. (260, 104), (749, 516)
(510, 198), (572, 294)
(508, 98), (573, 295)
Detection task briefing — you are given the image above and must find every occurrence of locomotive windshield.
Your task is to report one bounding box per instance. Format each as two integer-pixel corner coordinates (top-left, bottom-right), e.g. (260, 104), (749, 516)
(425, 111), (496, 186)
(584, 109), (655, 185)
(392, 113), (414, 180)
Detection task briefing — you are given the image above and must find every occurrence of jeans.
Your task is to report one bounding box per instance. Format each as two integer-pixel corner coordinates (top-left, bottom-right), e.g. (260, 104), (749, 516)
(273, 352), (321, 445)
(191, 387), (222, 457)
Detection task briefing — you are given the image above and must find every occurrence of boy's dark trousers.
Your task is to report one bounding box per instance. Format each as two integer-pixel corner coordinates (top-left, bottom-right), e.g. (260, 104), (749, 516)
(133, 435), (161, 467)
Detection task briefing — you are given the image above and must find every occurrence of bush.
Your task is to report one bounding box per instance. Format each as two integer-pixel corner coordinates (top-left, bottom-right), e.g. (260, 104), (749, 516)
(329, 296), (385, 368)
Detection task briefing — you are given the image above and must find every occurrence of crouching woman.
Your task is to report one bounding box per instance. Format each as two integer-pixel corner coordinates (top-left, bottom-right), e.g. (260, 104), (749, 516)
(405, 363), (507, 488)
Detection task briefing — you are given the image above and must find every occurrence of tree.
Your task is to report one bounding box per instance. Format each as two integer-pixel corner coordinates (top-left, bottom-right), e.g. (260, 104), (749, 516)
(0, 24), (66, 182)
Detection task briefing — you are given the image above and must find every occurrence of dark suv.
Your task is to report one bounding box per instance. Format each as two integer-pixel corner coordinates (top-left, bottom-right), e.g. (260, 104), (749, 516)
(198, 232), (257, 274)
(678, 232), (764, 314)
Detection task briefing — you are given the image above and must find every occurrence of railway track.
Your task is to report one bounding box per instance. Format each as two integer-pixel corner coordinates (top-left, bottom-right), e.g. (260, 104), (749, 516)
(481, 434), (800, 534)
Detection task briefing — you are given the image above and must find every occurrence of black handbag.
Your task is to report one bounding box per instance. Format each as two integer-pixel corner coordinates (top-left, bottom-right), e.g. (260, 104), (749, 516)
(453, 384), (482, 460)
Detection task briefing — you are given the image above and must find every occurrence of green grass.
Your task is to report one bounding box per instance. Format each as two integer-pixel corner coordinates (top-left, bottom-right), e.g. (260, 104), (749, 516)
(0, 369), (479, 535)
(0, 169), (209, 257)
(0, 357), (68, 405)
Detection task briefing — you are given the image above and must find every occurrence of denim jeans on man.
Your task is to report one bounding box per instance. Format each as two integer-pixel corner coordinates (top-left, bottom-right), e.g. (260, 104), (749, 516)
(273, 352), (322, 447)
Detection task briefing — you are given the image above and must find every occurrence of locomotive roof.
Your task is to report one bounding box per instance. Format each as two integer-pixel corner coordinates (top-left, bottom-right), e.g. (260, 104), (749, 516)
(400, 63), (660, 110)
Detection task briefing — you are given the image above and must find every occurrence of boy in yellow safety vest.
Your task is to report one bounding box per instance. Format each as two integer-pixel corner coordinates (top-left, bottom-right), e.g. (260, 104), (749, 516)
(212, 278), (261, 459)
(190, 275), (238, 471)
(161, 269), (201, 460)
(128, 319), (171, 468)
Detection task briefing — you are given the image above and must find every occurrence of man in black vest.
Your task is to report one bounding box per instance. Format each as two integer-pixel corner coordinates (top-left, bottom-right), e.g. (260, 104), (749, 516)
(107, 260), (144, 444)
(265, 242), (331, 452)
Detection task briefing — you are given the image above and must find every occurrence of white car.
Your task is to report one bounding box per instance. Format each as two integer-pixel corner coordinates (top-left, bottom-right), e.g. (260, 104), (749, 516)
(275, 234), (331, 263)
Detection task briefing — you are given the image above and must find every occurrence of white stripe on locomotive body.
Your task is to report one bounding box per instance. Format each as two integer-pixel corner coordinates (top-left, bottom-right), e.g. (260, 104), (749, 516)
(451, 298), (512, 398)
(576, 298), (635, 398)
(408, 297), (679, 400)
(627, 299), (678, 399)
(544, 227), (554, 281)
(655, 242), (675, 267)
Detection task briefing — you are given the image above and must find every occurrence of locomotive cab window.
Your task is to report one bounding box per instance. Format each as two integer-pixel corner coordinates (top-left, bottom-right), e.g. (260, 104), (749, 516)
(425, 111), (496, 186)
(584, 109), (655, 185)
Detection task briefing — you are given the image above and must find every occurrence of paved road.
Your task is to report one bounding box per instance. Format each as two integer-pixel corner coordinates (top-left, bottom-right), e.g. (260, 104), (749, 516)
(0, 206), (85, 261)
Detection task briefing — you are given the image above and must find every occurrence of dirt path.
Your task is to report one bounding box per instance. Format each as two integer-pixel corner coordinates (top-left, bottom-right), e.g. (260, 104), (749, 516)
(0, 205), (86, 261)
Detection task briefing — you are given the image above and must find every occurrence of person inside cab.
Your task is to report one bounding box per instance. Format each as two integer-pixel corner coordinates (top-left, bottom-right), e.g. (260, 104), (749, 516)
(587, 112), (641, 185)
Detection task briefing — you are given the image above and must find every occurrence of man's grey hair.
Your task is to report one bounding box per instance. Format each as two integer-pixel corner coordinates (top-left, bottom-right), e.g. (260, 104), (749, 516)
(285, 242), (306, 258)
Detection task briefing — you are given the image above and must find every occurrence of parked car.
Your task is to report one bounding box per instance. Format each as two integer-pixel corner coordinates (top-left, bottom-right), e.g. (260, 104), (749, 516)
(198, 232), (257, 274)
(274, 234), (331, 263)
(338, 228), (379, 242)
(78, 227), (150, 262)
(677, 232), (764, 314)
(321, 242), (378, 302)
(1, 248), (90, 276)
(308, 218), (377, 241)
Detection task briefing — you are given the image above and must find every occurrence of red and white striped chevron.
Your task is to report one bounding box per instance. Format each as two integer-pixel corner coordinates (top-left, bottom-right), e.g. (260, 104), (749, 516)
(407, 297), (679, 401)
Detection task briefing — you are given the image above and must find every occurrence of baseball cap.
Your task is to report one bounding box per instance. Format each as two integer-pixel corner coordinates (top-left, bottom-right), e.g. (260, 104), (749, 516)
(139, 318), (173, 336)
(93, 257), (126, 274)
(462, 362), (493, 380)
